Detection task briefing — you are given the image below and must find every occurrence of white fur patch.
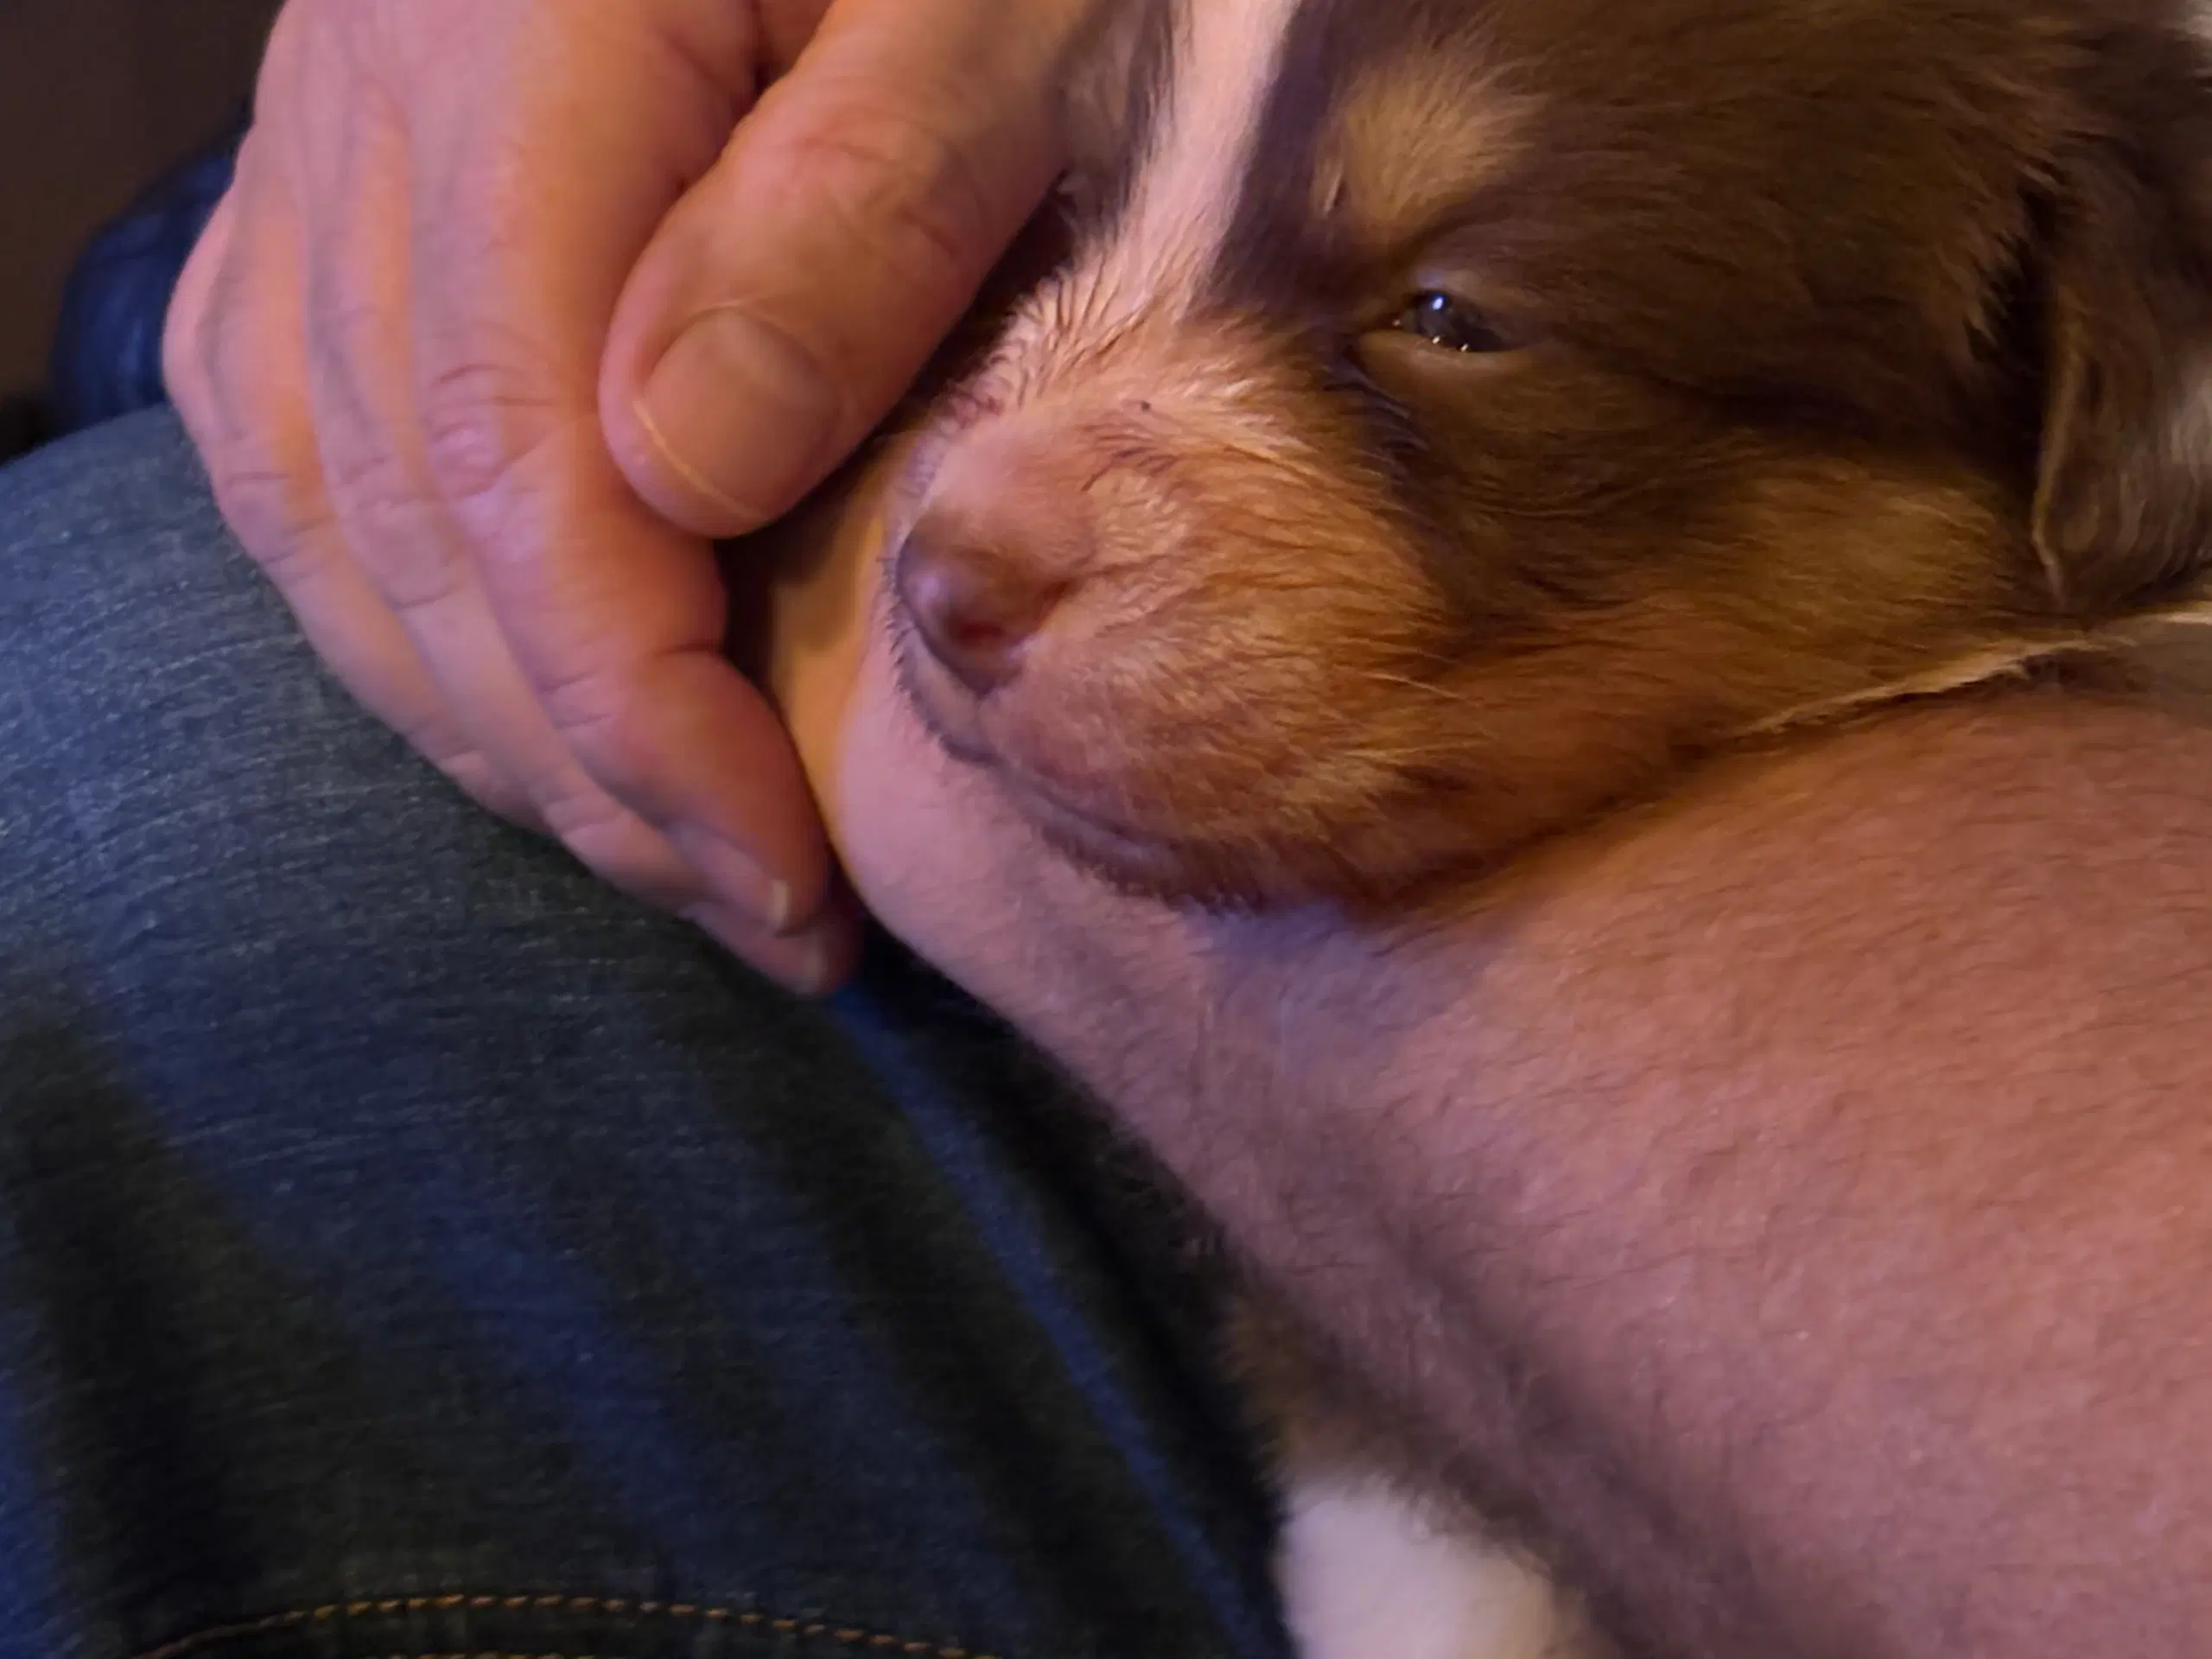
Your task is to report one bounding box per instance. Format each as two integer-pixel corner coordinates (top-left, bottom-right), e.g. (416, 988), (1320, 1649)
(1086, 0), (1306, 322)
(947, 0), (1324, 528)
(1278, 1469), (1606, 1659)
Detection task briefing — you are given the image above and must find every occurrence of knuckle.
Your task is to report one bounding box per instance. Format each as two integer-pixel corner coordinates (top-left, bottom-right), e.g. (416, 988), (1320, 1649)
(175, 283), (264, 448)
(296, 292), (474, 608)
(435, 748), (541, 829)
(542, 792), (697, 909)
(209, 460), (323, 572)
(301, 290), (388, 404)
(316, 422), (415, 521)
(418, 347), (569, 516)
(537, 783), (630, 851)
(194, 308), (304, 468)
(521, 652), (694, 823)
(161, 271), (215, 413)
(541, 672), (664, 808)
(321, 444), (468, 613)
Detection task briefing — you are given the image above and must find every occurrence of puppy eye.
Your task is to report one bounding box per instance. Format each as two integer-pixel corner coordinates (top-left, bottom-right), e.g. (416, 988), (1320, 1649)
(1395, 290), (1513, 353)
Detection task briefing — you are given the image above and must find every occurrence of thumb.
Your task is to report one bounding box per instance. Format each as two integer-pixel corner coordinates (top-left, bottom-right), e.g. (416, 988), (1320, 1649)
(604, 0), (1080, 537)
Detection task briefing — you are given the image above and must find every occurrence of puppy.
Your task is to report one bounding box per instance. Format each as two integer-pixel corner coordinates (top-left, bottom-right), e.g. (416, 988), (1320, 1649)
(871, 1), (2212, 1654)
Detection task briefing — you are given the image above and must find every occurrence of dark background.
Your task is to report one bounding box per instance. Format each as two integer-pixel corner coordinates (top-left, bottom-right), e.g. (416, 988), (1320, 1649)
(0, 0), (279, 404)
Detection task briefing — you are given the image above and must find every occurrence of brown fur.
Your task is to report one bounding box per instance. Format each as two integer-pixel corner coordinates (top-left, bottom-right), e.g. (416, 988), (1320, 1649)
(818, 10), (2212, 1652)
(880, 0), (2212, 911)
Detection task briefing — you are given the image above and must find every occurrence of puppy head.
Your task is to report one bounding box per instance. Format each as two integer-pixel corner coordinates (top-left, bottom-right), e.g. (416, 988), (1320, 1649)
(885, 0), (2212, 906)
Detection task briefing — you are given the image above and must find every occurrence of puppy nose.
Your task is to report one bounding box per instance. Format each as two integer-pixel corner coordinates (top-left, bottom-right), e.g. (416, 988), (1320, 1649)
(893, 510), (1066, 697)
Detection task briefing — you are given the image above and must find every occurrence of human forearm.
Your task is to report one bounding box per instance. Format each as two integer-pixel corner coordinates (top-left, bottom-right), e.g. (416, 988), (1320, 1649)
(769, 472), (2212, 1656)
(1192, 695), (2212, 1658)
(886, 692), (2212, 1656)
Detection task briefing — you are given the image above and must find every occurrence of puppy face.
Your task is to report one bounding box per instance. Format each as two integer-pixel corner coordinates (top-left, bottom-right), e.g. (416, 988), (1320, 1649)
(887, 0), (2212, 905)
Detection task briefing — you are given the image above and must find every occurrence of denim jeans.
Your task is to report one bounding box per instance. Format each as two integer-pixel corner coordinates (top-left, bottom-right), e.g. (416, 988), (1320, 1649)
(0, 410), (1289, 1659)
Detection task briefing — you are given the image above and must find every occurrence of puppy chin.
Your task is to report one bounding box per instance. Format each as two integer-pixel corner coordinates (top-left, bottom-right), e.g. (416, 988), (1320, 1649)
(887, 608), (1332, 908)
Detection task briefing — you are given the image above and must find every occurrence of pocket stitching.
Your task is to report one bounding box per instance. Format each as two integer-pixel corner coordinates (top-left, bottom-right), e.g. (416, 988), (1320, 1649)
(128, 1592), (1003, 1659)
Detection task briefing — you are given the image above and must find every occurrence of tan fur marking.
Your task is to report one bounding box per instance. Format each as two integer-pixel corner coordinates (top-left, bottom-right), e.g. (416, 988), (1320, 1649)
(1318, 59), (1532, 244)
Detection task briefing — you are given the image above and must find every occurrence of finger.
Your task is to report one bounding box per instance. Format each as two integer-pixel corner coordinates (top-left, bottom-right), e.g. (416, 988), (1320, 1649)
(406, 0), (836, 931)
(601, 0), (1080, 538)
(171, 132), (533, 824)
(162, 170), (243, 456)
(280, 19), (708, 909)
(688, 882), (867, 995)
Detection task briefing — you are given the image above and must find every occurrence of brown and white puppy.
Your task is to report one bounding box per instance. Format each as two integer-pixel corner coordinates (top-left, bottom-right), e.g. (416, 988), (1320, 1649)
(874, 1), (2212, 1654)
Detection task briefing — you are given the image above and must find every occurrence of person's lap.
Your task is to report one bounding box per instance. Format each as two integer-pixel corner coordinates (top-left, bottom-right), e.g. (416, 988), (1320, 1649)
(0, 410), (1287, 1659)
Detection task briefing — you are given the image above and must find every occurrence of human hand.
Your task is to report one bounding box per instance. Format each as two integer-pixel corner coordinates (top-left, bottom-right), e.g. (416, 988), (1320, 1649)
(163, 0), (1082, 990)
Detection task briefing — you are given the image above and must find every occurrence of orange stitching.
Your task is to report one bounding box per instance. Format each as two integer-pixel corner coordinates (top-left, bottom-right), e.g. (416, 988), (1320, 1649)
(128, 1592), (999, 1659)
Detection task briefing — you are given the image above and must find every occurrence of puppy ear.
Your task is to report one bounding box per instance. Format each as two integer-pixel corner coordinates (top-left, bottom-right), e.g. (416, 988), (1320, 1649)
(2031, 14), (2212, 618)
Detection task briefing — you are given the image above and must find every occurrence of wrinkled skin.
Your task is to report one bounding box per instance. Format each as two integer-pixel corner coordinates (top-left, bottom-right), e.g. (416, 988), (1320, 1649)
(164, 0), (1099, 988)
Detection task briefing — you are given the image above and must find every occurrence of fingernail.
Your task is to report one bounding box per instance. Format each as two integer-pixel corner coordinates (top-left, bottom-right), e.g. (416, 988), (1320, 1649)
(636, 307), (838, 530)
(684, 904), (844, 997)
(794, 931), (837, 998)
(671, 824), (794, 932)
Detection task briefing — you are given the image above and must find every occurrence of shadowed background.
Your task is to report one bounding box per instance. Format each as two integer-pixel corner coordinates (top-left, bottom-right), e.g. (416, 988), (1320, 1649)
(0, 0), (277, 404)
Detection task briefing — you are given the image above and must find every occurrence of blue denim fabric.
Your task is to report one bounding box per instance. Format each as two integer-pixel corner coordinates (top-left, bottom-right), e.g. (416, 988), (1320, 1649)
(0, 410), (1290, 1659)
